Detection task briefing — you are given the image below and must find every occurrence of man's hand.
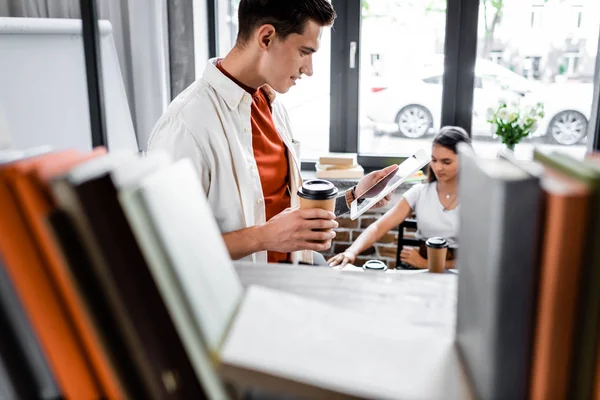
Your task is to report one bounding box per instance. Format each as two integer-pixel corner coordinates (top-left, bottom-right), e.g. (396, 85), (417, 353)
(400, 248), (427, 269)
(258, 208), (338, 253)
(354, 164), (398, 208)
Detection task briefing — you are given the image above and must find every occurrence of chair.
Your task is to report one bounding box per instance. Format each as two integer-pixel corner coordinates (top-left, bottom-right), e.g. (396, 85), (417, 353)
(395, 218), (419, 269)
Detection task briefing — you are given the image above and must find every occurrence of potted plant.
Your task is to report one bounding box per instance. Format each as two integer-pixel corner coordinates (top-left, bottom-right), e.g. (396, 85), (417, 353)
(487, 100), (545, 151)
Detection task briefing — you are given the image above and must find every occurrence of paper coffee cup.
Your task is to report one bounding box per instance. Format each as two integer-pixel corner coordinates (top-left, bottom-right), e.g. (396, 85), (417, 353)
(297, 179), (338, 213)
(426, 237), (448, 273)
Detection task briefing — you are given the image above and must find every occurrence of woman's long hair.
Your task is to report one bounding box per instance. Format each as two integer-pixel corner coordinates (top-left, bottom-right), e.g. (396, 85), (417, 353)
(427, 126), (472, 183)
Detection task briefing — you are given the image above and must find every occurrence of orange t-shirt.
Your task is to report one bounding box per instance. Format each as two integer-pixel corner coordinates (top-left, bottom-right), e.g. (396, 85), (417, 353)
(217, 61), (291, 263)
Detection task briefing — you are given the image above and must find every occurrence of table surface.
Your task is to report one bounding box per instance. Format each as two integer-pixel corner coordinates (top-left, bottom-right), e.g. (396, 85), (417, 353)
(230, 262), (474, 399)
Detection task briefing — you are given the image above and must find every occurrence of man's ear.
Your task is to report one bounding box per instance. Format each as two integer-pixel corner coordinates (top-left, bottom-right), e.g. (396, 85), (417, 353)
(256, 24), (276, 49)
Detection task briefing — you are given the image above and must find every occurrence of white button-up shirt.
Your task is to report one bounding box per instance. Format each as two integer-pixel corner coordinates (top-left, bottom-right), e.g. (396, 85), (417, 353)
(148, 59), (308, 263)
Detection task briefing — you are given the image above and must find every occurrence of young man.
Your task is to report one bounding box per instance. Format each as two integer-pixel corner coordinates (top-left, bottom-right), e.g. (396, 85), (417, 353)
(148, 0), (393, 264)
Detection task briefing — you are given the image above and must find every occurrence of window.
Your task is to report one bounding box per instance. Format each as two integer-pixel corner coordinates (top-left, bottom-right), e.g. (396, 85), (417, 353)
(566, 2), (584, 30)
(564, 52), (581, 76)
(370, 53), (383, 76)
(523, 56), (542, 80)
(216, 0), (240, 56)
(490, 51), (503, 64)
(358, 0), (447, 156)
(575, 6), (583, 29)
(530, 5), (544, 29)
(471, 0), (600, 160)
(278, 27), (332, 161)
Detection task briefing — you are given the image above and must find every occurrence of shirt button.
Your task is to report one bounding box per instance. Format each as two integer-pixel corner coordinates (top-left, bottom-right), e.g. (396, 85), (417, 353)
(249, 164), (255, 170)
(258, 198), (264, 205)
(244, 127), (250, 133)
(243, 95), (250, 102)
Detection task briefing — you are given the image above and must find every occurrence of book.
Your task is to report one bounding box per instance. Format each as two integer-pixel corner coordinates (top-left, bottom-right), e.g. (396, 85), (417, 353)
(46, 209), (148, 399)
(118, 154), (231, 400)
(315, 163), (358, 171)
(0, 156), (102, 399)
(456, 143), (543, 400)
(52, 152), (206, 399)
(0, 352), (18, 400)
(316, 164), (364, 179)
(316, 163), (364, 179)
(0, 256), (61, 400)
(318, 153), (357, 167)
(3, 149), (126, 399)
(122, 158), (244, 355)
(553, 152), (600, 400)
(529, 149), (596, 400)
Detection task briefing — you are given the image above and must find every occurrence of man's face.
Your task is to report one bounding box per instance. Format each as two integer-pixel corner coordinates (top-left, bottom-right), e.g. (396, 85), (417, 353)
(259, 20), (322, 93)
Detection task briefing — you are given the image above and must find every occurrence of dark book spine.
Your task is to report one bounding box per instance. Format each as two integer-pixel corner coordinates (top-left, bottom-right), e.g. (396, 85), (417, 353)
(0, 260), (60, 399)
(569, 193), (600, 399)
(494, 178), (542, 399)
(74, 175), (206, 399)
(46, 209), (148, 399)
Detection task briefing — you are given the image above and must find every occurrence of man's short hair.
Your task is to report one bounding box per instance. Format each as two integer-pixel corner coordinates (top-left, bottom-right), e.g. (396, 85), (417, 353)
(236, 0), (336, 46)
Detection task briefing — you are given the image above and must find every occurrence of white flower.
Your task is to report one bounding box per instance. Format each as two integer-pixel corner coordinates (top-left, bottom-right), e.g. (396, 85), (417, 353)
(497, 108), (510, 122)
(522, 105), (536, 118)
(490, 124), (498, 135)
(517, 117), (527, 130)
(530, 121), (539, 132)
(486, 107), (496, 120)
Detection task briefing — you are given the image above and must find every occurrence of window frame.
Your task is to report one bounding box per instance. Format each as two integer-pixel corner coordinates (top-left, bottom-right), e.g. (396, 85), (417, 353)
(166, 0), (196, 99)
(587, 26), (600, 152)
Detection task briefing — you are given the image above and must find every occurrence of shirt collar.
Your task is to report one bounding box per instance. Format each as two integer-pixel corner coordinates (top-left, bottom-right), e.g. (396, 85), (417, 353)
(203, 58), (277, 110)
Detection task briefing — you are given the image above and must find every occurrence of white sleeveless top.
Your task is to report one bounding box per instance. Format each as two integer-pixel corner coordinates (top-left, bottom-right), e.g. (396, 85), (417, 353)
(402, 182), (459, 248)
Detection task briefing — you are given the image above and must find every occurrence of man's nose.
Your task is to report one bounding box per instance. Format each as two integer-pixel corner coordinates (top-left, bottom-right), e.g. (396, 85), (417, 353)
(303, 56), (314, 77)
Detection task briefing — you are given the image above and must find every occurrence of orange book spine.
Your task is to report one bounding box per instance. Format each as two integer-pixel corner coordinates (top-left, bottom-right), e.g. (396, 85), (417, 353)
(10, 173), (124, 399)
(0, 177), (102, 399)
(530, 190), (590, 399)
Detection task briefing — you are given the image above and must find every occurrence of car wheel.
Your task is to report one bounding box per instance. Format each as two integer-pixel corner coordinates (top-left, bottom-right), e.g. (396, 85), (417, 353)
(395, 105), (433, 139)
(546, 110), (588, 145)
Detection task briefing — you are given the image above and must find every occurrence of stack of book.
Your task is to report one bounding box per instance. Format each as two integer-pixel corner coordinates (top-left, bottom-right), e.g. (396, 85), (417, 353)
(316, 152), (364, 179)
(7, 143), (600, 399)
(456, 145), (600, 400)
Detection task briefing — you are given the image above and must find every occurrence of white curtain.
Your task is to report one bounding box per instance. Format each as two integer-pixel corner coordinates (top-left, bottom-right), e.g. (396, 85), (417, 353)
(0, 0), (170, 151)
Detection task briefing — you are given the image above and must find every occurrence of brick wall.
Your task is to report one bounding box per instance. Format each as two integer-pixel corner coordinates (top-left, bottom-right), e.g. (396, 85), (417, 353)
(319, 182), (418, 268)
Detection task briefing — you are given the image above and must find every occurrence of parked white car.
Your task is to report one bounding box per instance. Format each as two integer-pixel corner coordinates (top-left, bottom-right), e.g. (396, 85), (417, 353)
(366, 58), (591, 146)
(524, 83), (592, 145)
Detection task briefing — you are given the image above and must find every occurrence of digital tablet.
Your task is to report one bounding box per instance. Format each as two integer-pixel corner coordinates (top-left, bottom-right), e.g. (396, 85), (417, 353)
(350, 149), (430, 220)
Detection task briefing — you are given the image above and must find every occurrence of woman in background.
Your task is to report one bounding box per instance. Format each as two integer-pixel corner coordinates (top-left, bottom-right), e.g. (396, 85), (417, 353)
(327, 126), (471, 269)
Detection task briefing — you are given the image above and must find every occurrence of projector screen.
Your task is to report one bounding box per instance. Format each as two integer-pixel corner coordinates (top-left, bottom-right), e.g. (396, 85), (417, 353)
(0, 17), (138, 152)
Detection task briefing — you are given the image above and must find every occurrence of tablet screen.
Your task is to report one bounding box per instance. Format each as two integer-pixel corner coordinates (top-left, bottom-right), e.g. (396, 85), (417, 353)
(350, 149), (430, 220)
